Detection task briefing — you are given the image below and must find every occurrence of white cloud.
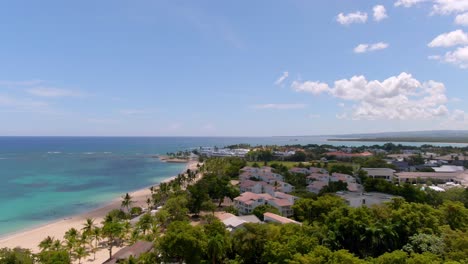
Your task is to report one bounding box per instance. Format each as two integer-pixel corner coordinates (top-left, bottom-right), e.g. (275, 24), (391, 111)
(274, 71), (289, 86)
(253, 103), (307, 110)
(395, 0), (468, 15)
(354, 42), (389, 53)
(455, 12), (468, 25)
(395, 0), (428, 7)
(292, 72), (451, 120)
(291, 80), (330, 95)
(373, 5), (388, 21)
(432, 0), (468, 14)
(27, 87), (83, 98)
(336, 11), (368, 25)
(433, 45), (468, 68)
(428, 29), (468, 47)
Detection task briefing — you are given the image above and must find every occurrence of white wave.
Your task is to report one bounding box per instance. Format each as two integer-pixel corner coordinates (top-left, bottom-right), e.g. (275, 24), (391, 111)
(47, 151), (62, 154)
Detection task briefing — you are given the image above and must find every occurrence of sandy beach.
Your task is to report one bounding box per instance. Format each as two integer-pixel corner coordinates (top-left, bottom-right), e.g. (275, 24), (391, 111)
(0, 160), (198, 264)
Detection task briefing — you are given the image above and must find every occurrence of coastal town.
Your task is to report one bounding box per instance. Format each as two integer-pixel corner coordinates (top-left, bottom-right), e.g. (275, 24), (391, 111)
(1, 142), (468, 263)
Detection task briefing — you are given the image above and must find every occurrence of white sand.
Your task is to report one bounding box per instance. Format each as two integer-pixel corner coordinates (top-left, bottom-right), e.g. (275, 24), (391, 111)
(0, 160), (199, 264)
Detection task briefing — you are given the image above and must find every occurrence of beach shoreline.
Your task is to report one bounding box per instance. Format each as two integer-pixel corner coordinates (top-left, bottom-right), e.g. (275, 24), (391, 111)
(0, 160), (198, 263)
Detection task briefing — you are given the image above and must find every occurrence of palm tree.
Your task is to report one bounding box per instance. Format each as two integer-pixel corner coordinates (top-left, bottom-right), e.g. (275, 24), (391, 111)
(91, 227), (101, 260)
(102, 221), (124, 259)
(38, 236), (54, 252)
(64, 228), (80, 261)
(82, 218), (95, 236)
(74, 246), (89, 264)
(121, 193), (133, 214)
(137, 213), (153, 236)
(146, 197), (152, 210)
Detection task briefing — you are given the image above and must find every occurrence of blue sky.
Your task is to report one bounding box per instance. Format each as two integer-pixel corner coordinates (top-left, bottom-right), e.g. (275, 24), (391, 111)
(1, 0), (468, 136)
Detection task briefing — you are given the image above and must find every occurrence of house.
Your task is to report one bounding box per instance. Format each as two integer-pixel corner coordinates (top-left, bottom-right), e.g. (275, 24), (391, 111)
(268, 198), (294, 217)
(433, 165), (465, 173)
(391, 161), (413, 172)
(307, 181), (329, 194)
(330, 173), (355, 183)
(103, 241), (153, 264)
(233, 191), (297, 217)
(263, 212), (301, 225)
(335, 192), (399, 208)
(239, 180), (268, 194)
(306, 173), (329, 184)
(395, 171), (465, 184)
(362, 168), (396, 182)
(289, 167), (310, 174)
(216, 212), (261, 232)
(234, 192), (274, 215)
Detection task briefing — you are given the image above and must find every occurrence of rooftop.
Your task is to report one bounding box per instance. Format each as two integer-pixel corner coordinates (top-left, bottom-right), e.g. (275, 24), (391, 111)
(263, 212), (300, 225)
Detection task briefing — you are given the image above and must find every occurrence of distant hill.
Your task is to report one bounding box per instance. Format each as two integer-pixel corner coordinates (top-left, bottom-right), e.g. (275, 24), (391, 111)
(327, 130), (468, 143)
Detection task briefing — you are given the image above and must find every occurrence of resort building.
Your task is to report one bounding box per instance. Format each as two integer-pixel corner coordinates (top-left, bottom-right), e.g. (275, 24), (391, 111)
(394, 171), (466, 184)
(306, 173), (330, 184)
(263, 212), (301, 225)
(335, 192), (399, 208)
(103, 241), (153, 264)
(307, 181), (329, 194)
(233, 191), (298, 217)
(216, 212), (261, 232)
(330, 173), (356, 183)
(362, 168), (396, 182)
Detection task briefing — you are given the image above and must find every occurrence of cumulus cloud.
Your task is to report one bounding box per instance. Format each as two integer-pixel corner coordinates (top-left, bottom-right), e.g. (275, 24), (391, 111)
(291, 81), (330, 95)
(354, 42), (389, 53)
(432, 45), (468, 68)
(27, 87), (83, 98)
(274, 71), (289, 86)
(455, 12), (468, 25)
(395, 0), (428, 7)
(291, 72), (451, 120)
(373, 5), (388, 21)
(428, 29), (468, 47)
(395, 0), (468, 14)
(336, 11), (368, 25)
(432, 0), (468, 14)
(253, 103), (307, 110)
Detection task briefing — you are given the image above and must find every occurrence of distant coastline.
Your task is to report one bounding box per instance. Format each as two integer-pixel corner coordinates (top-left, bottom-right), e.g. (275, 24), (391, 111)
(328, 137), (468, 144)
(156, 155), (190, 163)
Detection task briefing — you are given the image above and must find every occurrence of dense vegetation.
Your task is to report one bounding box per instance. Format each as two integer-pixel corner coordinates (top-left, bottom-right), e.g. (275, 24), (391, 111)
(2, 147), (468, 263)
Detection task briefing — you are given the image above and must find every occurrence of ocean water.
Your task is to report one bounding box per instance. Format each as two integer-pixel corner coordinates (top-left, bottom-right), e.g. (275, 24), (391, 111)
(0, 136), (465, 236)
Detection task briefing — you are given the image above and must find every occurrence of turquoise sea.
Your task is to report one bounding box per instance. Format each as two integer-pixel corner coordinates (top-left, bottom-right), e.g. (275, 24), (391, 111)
(0, 136), (466, 236)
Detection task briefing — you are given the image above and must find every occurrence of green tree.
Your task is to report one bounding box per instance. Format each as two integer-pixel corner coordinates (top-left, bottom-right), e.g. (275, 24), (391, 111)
(81, 218), (95, 237)
(157, 221), (207, 264)
(37, 250), (71, 264)
(252, 204), (280, 220)
(38, 236), (54, 252)
(121, 193), (133, 214)
(73, 246), (89, 264)
(439, 201), (468, 230)
(204, 219), (231, 263)
(232, 223), (279, 264)
(137, 213), (153, 236)
(101, 221), (124, 259)
(0, 248), (34, 264)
